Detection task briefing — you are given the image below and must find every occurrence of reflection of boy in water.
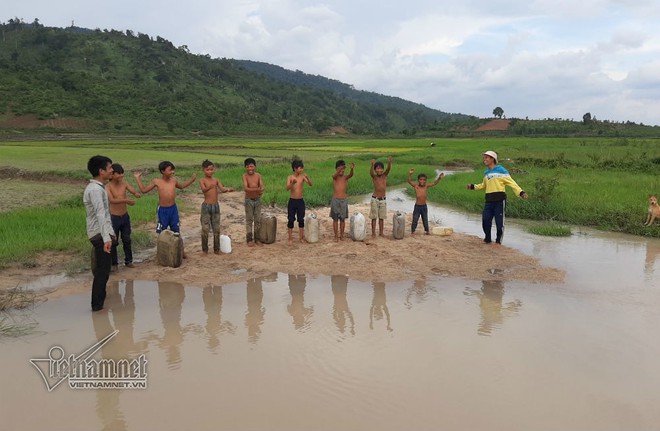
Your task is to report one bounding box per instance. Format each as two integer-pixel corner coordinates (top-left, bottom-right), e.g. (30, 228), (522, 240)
(287, 274), (314, 330)
(370, 281), (392, 331)
(465, 280), (522, 336)
(203, 285), (236, 352)
(158, 282), (186, 369)
(245, 277), (266, 343)
(331, 275), (355, 335)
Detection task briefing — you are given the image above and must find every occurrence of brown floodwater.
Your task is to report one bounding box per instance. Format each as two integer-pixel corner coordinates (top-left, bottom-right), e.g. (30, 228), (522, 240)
(2, 189), (660, 430)
(2, 270), (660, 431)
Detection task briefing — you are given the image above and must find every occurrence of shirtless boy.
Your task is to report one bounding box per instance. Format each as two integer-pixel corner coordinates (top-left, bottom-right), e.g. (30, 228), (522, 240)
(106, 163), (141, 269)
(242, 158), (264, 247)
(199, 159), (234, 254)
(370, 156), (392, 237)
(134, 161), (196, 243)
(407, 168), (444, 235)
(330, 160), (354, 241)
(286, 159), (312, 244)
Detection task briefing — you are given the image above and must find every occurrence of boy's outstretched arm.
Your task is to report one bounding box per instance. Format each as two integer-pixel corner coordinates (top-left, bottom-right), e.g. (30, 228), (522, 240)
(133, 171), (156, 193)
(370, 159), (376, 178)
(217, 179), (233, 193)
(346, 163), (355, 179)
(126, 184), (141, 198)
(177, 173), (197, 189)
(428, 172), (444, 188)
(384, 156), (392, 176)
(407, 169), (416, 187)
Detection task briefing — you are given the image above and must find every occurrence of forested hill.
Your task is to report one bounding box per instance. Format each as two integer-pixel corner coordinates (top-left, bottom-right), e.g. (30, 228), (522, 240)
(0, 20), (471, 136)
(233, 60), (470, 121)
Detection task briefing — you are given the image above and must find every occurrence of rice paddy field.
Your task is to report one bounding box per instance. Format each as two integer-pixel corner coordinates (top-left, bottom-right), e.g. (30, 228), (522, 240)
(1, 136), (659, 268)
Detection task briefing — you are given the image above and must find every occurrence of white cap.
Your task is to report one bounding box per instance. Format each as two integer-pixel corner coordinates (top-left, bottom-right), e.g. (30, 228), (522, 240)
(482, 150), (498, 163)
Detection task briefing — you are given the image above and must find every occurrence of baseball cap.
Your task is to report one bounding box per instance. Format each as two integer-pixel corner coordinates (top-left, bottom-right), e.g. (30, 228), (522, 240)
(483, 150), (498, 163)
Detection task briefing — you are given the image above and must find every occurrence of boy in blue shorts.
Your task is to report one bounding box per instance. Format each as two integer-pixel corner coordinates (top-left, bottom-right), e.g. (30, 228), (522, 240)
(134, 161), (196, 250)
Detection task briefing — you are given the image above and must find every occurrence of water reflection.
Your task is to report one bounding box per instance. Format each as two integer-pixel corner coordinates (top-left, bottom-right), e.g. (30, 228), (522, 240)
(331, 275), (355, 336)
(245, 277), (266, 343)
(90, 282), (136, 431)
(645, 240), (660, 278)
(288, 274), (314, 331)
(404, 277), (435, 309)
(157, 282), (185, 369)
(370, 281), (393, 332)
(464, 280), (522, 336)
(202, 285), (236, 353)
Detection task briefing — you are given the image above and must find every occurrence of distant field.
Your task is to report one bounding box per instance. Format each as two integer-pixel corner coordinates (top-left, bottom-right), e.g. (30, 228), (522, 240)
(0, 179), (84, 212)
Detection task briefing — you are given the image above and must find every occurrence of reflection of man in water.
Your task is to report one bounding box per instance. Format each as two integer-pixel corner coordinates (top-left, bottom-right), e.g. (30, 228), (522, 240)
(331, 275), (355, 336)
(288, 274), (313, 330)
(91, 282), (130, 431)
(203, 285), (236, 353)
(370, 281), (392, 332)
(104, 280), (143, 354)
(158, 282), (186, 369)
(245, 277), (266, 343)
(465, 280), (522, 336)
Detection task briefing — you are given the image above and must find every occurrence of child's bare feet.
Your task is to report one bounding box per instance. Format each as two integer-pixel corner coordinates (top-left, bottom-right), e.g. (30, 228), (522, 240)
(334, 237), (339, 242)
(255, 241), (263, 247)
(247, 242), (255, 247)
(214, 250), (220, 255)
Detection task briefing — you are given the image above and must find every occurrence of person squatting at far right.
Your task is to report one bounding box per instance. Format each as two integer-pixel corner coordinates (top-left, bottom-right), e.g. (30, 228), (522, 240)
(330, 159), (354, 241)
(106, 163), (141, 270)
(467, 150), (528, 245)
(370, 156), (392, 237)
(286, 159), (313, 244)
(242, 158), (264, 247)
(83, 155), (115, 312)
(407, 168), (444, 235)
(199, 159), (234, 254)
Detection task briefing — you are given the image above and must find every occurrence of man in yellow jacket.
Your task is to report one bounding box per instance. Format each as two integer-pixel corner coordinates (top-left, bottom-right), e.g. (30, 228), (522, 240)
(467, 151), (528, 245)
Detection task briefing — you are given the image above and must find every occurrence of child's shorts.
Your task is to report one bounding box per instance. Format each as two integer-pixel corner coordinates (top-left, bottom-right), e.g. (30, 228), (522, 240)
(369, 196), (387, 220)
(157, 204), (180, 233)
(329, 197), (348, 221)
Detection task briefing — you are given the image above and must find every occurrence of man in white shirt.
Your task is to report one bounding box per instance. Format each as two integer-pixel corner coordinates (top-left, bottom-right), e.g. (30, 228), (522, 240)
(83, 155), (115, 311)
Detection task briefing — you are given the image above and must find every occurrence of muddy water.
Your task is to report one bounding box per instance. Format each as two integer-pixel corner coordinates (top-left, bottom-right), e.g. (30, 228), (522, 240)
(2, 189), (660, 430)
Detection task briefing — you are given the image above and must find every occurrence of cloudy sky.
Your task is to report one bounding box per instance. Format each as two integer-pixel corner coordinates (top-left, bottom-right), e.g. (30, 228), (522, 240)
(7, 1), (660, 125)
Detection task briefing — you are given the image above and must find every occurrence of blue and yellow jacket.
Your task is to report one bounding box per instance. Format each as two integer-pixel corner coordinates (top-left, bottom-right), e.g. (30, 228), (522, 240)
(469, 165), (525, 202)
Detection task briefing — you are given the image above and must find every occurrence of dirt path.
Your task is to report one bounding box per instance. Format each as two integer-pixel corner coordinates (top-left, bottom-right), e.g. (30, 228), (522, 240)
(1, 192), (564, 299)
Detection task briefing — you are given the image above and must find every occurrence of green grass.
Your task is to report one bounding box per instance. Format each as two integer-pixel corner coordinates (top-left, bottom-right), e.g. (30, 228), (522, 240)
(0, 136), (659, 268)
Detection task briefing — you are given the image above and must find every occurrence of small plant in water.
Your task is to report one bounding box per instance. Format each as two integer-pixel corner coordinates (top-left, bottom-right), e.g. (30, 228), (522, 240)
(527, 223), (572, 237)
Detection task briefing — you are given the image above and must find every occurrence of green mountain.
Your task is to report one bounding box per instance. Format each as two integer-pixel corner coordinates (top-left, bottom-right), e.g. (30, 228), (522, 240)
(0, 19), (472, 136)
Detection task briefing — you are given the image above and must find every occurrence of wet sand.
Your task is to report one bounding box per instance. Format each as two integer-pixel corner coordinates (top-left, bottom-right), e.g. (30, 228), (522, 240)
(0, 192), (564, 297)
